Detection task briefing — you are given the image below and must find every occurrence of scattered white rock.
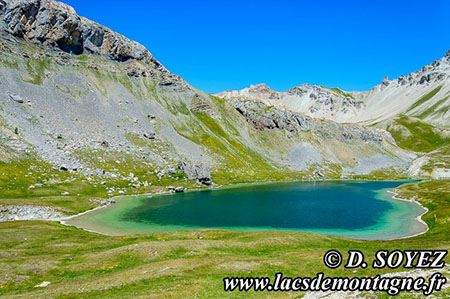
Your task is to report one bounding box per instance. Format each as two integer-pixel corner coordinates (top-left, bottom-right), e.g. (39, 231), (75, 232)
(0, 205), (63, 222)
(432, 168), (450, 179)
(35, 281), (51, 288)
(175, 186), (185, 192)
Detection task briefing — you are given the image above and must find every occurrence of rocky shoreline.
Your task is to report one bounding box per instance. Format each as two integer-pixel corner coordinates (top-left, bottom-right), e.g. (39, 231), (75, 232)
(0, 204), (63, 222)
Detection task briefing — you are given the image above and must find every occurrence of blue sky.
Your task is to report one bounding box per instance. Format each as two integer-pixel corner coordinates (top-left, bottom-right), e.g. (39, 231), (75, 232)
(64, 0), (450, 93)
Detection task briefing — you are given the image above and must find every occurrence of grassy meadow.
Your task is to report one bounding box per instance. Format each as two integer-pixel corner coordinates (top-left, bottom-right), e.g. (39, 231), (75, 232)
(0, 180), (448, 298)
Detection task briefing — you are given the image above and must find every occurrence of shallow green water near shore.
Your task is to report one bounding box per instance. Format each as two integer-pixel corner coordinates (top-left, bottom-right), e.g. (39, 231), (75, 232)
(67, 180), (427, 240)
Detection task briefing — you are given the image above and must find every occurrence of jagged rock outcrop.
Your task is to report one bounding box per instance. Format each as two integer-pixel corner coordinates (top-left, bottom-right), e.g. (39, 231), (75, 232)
(0, 0), (166, 71)
(231, 99), (312, 132)
(190, 93), (216, 116)
(230, 99), (392, 145)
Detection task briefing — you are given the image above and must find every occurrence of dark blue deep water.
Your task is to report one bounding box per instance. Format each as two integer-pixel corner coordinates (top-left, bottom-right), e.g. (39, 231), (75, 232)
(122, 181), (411, 230)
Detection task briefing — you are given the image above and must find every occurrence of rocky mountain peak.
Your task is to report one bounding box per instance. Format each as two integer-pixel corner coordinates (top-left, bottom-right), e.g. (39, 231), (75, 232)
(0, 0), (167, 71)
(248, 83), (273, 94)
(286, 83), (327, 95)
(442, 49), (450, 64)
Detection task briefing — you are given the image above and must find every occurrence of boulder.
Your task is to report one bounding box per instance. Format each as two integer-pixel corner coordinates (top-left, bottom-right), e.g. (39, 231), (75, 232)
(143, 132), (156, 139)
(178, 161), (212, 185)
(195, 164), (212, 185)
(314, 170), (324, 177)
(166, 168), (177, 175)
(9, 94), (24, 103)
(35, 281), (51, 288)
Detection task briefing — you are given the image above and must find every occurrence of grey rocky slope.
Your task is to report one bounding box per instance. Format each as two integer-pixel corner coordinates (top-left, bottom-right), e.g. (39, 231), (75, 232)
(216, 51), (450, 126)
(0, 0), (166, 71)
(217, 83), (364, 124)
(0, 0), (441, 201)
(216, 52), (450, 179)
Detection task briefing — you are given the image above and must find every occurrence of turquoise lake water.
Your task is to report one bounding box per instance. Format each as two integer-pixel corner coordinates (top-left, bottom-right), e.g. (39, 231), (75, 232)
(68, 180), (427, 240)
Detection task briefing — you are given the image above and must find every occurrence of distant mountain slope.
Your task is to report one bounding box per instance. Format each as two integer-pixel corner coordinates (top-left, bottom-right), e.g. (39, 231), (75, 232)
(216, 51), (450, 127)
(215, 51), (450, 179)
(216, 83), (364, 123)
(353, 52), (450, 126)
(0, 0), (447, 214)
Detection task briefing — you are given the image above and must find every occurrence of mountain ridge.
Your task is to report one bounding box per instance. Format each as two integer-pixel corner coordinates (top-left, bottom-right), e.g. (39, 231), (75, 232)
(0, 0), (167, 71)
(215, 49), (450, 126)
